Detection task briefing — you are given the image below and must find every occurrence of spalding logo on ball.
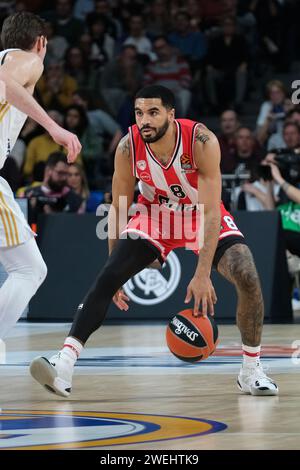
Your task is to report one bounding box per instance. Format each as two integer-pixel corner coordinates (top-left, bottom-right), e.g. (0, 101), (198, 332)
(166, 309), (219, 362)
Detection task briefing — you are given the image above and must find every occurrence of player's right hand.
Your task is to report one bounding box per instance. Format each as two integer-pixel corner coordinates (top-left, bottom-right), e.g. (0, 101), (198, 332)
(49, 125), (82, 163)
(185, 274), (217, 317)
(113, 288), (130, 311)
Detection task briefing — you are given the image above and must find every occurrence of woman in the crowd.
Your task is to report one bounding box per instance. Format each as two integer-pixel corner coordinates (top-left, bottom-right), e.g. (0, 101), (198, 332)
(64, 46), (91, 89)
(256, 80), (293, 148)
(64, 105), (106, 187)
(67, 163), (90, 206)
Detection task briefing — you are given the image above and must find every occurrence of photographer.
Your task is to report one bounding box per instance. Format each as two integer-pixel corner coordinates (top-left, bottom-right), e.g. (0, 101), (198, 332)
(24, 152), (85, 226)
(265, 144), (300, 257)
(236, 122), (300, 211)
(229, 127), (272, 210)
(268, 160), (300, 204)
(231, 162), (278, 211)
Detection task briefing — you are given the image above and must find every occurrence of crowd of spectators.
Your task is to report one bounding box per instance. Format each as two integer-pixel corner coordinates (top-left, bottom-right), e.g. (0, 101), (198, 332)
(1, 0), (300, 246)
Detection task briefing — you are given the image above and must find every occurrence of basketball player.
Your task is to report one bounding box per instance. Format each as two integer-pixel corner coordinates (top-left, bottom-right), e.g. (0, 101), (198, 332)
(0, 12), (81, 339)
(30, 85), (278, 397)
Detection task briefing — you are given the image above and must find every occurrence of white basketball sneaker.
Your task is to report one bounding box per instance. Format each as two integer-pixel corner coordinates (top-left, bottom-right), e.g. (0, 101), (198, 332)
(30, 353), (73, 398)
(237, 361), (278, 396)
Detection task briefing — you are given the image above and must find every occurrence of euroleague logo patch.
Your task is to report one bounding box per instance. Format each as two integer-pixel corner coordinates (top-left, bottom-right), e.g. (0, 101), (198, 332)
(180, 154), (194, 172)
(0, 410), (227, 449)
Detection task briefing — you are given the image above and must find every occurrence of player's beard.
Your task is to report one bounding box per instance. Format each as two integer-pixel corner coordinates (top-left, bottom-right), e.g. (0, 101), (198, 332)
(139, 118), (170, 143)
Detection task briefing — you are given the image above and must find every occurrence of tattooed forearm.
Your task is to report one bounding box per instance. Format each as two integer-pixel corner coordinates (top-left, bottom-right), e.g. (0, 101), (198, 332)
(217, 244), (264, 346)
(118, 134), (130, 159)
(196, 212), (220, 276)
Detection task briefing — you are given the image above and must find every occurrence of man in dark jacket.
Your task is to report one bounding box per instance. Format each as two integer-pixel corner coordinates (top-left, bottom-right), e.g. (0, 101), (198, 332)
(24, 152), (84, 224)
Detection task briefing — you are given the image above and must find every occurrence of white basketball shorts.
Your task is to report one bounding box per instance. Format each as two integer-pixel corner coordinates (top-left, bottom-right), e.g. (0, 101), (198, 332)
(0, 176), (35, 247)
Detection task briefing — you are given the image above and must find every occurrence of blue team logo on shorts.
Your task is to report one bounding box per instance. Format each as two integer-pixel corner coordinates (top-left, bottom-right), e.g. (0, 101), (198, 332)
(0, 410), (227, 449)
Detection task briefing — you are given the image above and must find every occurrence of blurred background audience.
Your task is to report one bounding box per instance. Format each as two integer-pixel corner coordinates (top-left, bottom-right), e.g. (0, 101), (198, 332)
(1, 0), (300, 231)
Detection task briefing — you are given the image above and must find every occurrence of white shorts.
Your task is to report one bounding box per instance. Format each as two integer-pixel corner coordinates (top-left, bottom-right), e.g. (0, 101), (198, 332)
(0, 176), (35, 248)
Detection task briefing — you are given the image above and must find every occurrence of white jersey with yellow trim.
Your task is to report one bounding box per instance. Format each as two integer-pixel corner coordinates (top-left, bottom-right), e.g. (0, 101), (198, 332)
(0, 48), (27, 170)
(0, 48), (34, 247)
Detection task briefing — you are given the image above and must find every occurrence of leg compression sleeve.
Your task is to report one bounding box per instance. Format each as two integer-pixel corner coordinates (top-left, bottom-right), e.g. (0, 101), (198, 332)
(69, 238), (158, 343)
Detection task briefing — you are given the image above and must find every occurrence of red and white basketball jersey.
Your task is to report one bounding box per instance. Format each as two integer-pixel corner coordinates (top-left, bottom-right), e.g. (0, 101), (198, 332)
(125, 119), (244, 256)
(128, 119), (200, 207)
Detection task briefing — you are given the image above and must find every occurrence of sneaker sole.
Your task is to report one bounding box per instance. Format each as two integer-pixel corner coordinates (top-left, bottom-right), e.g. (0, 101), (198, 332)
(237, 378), (278, 396)
(30, 357), (71, 398)
(250, 387), (279, 396)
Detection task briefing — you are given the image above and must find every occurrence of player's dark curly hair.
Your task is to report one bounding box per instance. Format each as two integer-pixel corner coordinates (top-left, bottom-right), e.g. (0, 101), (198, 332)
(1, 12), (46, 51)
(135, 85), (175, 110)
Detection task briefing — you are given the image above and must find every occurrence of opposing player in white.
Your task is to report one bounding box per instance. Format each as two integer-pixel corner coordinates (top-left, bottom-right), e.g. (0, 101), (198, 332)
(0, 12), (81, 339)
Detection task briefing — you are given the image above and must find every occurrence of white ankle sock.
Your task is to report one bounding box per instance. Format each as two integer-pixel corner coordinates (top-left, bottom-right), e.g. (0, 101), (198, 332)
(60, 336), (83, 365)
(242, 344), (261, 366)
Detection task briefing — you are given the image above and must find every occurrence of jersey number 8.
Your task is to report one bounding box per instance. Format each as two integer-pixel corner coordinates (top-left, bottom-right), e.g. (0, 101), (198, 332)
(170, 184), (186, 199)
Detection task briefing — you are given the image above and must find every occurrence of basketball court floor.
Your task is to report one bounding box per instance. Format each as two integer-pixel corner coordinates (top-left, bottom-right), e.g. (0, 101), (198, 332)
(0, 321), (300, 450)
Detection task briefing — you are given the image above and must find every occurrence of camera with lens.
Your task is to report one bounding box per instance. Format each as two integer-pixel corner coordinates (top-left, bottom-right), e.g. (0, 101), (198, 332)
(33, 194), (68, 212)
(26, 193), (69, 225)
(256, 148), (300, 183)
(27, 194), (68, 213)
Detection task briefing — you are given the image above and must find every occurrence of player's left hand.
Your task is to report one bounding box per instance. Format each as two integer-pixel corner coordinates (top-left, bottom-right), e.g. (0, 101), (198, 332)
(112, 288), (130, 311)
(184, 275), (217, 317)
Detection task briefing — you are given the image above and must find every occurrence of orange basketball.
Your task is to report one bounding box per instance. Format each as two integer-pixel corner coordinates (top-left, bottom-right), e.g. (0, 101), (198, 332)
(166, 309), (219, 362)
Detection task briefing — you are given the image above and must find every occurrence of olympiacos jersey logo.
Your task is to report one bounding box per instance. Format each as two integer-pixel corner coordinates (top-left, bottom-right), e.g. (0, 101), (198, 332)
(139, 172), (151, 182)
(137, 160), (147, 171)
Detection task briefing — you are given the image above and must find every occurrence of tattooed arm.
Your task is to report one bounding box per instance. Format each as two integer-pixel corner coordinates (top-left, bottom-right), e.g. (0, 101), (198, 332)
(109, 134), (136, 310)
(185, 125), (221, 316)
(108, 134), (136, 255)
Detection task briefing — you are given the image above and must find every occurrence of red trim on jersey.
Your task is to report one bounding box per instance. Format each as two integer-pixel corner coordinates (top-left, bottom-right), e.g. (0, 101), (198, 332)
(146, 120), (181, 170)
(191, 122), (198, 169)
(128, 126), (136, 177)
(130, 126), (158, 193)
